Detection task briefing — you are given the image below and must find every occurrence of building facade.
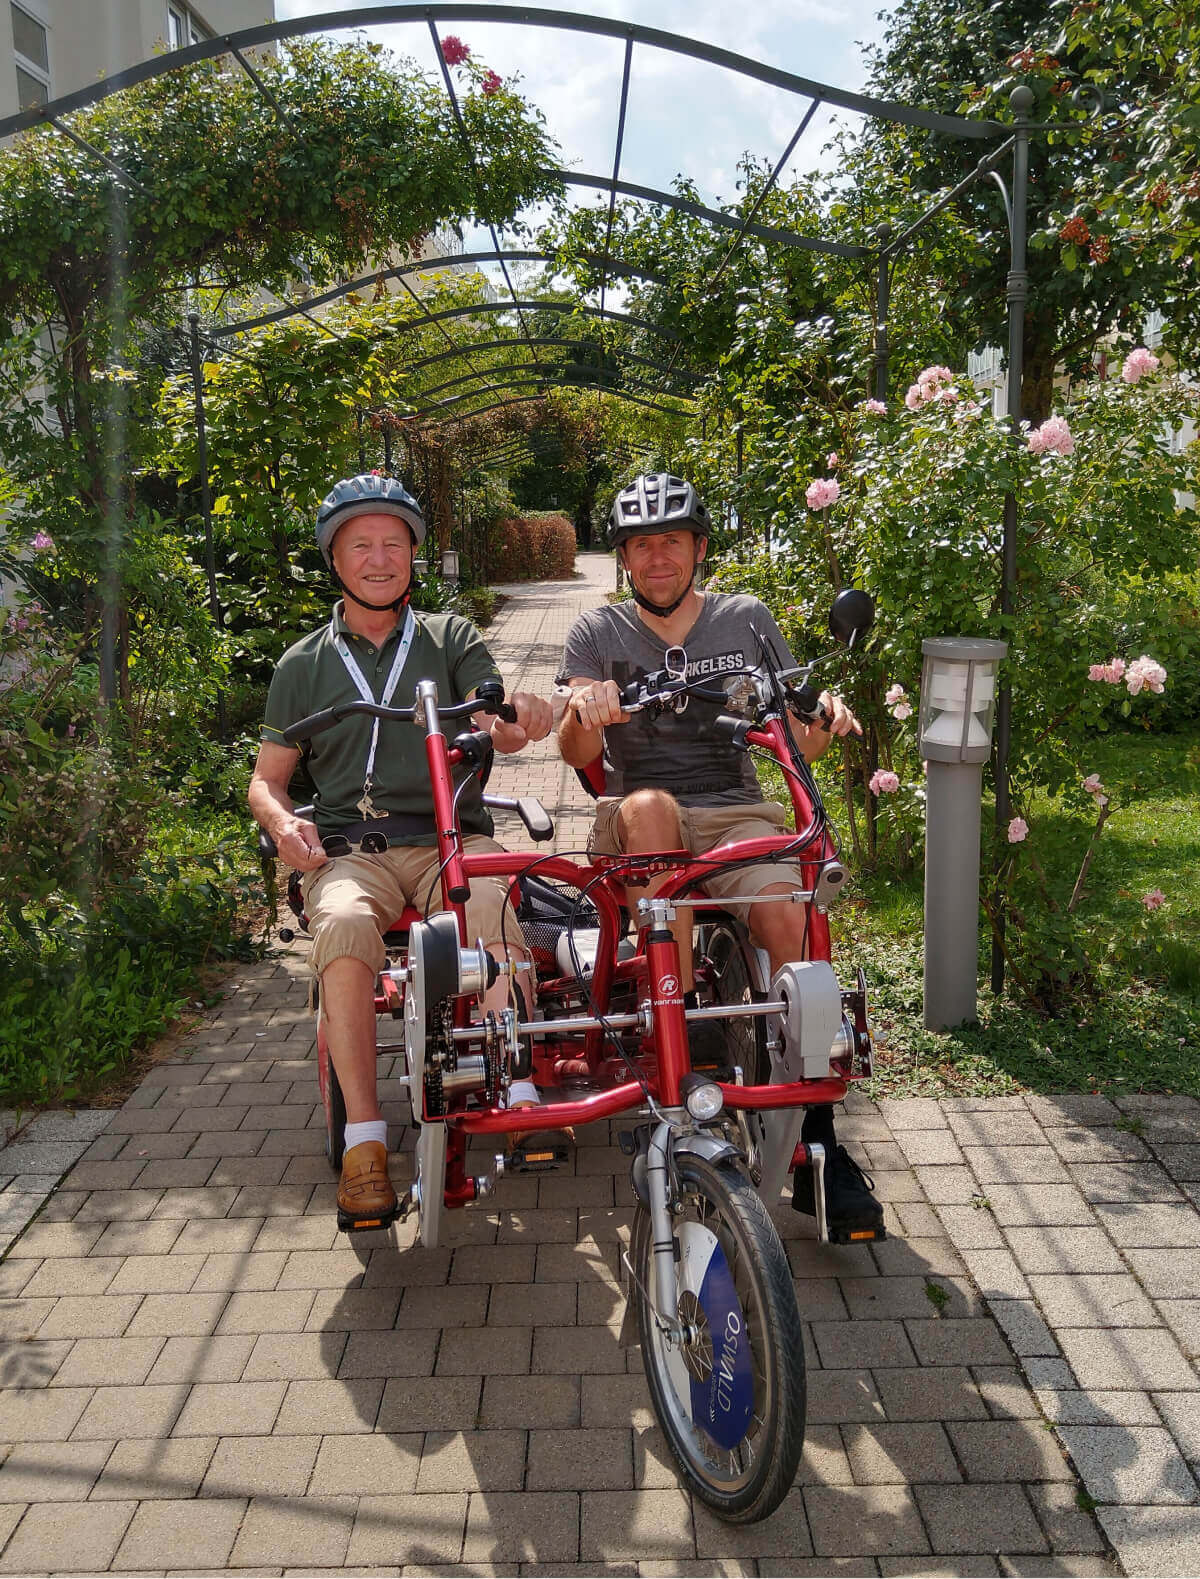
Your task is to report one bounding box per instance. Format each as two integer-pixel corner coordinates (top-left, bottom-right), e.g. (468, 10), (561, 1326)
(1, 0), (275, 122)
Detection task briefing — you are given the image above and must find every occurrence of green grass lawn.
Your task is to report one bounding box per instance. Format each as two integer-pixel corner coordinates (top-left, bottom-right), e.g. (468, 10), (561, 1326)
(812, 730), (1200, 1100)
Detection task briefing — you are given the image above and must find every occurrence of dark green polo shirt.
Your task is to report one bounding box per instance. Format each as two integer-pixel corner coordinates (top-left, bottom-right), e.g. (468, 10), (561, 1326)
(262, 603), (503, 841)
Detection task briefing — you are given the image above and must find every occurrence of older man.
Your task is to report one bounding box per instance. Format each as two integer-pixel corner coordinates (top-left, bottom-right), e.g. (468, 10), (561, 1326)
(250, 474), (551, 1231)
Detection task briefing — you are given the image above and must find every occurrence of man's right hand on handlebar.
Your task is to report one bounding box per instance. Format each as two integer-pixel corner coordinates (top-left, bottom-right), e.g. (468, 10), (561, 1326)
(569, 680), (632, 730)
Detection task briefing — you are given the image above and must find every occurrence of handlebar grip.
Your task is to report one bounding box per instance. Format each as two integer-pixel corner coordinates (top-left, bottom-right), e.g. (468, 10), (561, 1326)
(282, 708), (340, 744)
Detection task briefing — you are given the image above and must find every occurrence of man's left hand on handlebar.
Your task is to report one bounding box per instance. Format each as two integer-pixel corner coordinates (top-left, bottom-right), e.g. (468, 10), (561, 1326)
(793, 689), (861, 762)
(488, 689), (553, 753)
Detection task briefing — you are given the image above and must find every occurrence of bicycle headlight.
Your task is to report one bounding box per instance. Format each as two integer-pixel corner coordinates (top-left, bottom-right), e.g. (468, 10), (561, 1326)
(681, 1074), (725, 1123)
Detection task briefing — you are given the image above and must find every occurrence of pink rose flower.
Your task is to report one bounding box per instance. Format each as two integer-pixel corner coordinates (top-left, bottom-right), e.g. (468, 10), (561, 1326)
(827, 452), (839, 468)
(869, 769), (900, 794)
(1027, 415), (1074, 456)
(918, 364), (954, 392)
(805, 477), (840, 510)
(439, 34), (470, 65)
(1141, 888), (1165, 911)
(1082, 773), (1104, 795)
(1105, 658), (1126, 683)
(1126, 655), (1167, 696)
(885, 683), (906, 706)
(891, 701), (913, 720)
(904, 383), (925, 410)
(31, 530), (55, 552)
(1122, 347), (1160, 384)
(862, 398), (887, 415)
(1007, 817), (1029, 843)
(1088, 664), (1106, 682)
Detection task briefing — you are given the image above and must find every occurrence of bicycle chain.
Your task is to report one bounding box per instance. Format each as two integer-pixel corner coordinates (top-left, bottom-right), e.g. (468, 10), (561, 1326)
(422, 999), (454, 1119)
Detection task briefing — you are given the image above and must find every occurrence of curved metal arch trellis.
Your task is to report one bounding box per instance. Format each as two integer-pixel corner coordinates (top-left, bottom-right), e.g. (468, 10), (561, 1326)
(0, 4), (1046, 988)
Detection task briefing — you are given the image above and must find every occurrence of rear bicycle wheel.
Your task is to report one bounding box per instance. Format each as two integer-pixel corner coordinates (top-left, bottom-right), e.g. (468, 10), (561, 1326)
(632, 1154), (806, 1523)
(695, 918), (768, 1084)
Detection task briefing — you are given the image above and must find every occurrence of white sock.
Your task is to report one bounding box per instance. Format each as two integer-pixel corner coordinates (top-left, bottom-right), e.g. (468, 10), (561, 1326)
(506, 1081), (539, 1109)
(344, 1119), (388, 1151)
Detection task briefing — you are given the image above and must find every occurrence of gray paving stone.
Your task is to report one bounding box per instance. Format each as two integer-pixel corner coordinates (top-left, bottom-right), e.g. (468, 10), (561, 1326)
(114, 1496), (246, 1571)
(1152, 1389), (1200, 1459)
(694, 1485), (815, 1559)
(126, 1292), (232, 1337)
(1124, 1247), (1200, 1300)
(1024, 1095), (1119, 1127)
(146, 1334), (256, 1384)
(947, 1112), (1047, 1148)
(962, 1146), (1070, 1185)
(51, 1335), (166, 1387)
(1003, 1227), (1125, 1275)
(948, 1419), (1073, 1482)
(1028, 1273), (1159, 1328)
(935, 1205), (1006, 1248)
(1048, 1127), (1151, 1164)
(905, 1317), (1012, 1367)
(960, 1248), (1031, 1301)
(805, 1484), (930, 1557)
(981, 1185), (1095, 1226)
(0, 1498), (136, 1572)
(200, 1434), (320, 1497)
(378, 1377), (483, 1433)
(73, 1382), (190, 1440)
(526, 1427), (632, 1490)
(579, 1488), (693, 1560)
(231, 1495), (357, 1569)
(1057, 1327), (1197, 1390)
(1093, 1200), (1200, 1247)
(806, 1368), (886, 1423)
(312, 1431), (423, 1496)
(0, 1336), (70, 1386)
(1068, 1162), (1182, 1204)
(339, 1328), (441, 1379)
(842, 1422), (961, 1483)
(971, 1368), (1042, 1421)
(0, 1384), (93, 1441)
(989, 1299), (1062, 1357)
(1060, 1424), (1200, 1505)
(348, 1491), (470, 1567)
(0, 1437), (113, 1502)
(274, 1376), (383, 1434)
(895, 1130), (965, 1165)
(915, 1484), (1048, 1554)
(1034, 1388), (1162, 1426)
(872, 1367), (988, 1422)
(1025, 1481), (1109, 1555)
(1097, 1503), (1200, 1576)
(0, 1140), (91, 1173)
(878, 1098), (949, 1130)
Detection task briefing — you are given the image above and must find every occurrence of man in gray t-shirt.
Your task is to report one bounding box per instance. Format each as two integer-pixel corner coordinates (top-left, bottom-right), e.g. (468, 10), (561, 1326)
(557, 472), (883, 1243)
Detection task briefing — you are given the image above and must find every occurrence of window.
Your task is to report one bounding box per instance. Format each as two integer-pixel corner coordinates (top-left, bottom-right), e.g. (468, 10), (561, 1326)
(10, 2), (49, 110)
(167, 3), (212, 50)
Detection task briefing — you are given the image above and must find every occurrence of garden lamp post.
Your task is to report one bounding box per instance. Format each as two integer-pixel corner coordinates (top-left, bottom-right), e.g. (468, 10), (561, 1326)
(441, 548), (460, 583)
(919, 637), (1008, 1029)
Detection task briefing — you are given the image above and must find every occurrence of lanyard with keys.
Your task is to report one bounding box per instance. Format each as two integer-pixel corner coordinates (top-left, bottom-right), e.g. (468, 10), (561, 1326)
(329, 606), (417, 819)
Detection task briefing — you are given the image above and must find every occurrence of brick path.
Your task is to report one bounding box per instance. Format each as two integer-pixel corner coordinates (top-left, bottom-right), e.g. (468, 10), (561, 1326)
(0, 556), (1197, 1574)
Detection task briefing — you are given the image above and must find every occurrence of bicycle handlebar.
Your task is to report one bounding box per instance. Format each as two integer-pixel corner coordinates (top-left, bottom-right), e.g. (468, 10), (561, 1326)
(282, 688), (516, 746)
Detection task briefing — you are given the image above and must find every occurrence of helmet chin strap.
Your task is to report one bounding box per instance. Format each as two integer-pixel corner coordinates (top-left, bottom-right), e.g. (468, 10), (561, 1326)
(629, 570), (695, 619)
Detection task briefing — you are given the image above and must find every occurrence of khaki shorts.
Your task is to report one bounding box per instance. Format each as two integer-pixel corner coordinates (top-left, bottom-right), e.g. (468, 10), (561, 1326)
(590, 797), (809, 925)
(300, 835), (525, 979)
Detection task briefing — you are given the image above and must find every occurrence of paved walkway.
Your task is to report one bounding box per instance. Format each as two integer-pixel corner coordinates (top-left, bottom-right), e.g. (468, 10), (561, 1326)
(0, 558), (1197, 1575)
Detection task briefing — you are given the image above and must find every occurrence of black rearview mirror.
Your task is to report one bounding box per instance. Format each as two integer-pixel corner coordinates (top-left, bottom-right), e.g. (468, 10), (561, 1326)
(829, 588), (875, 649)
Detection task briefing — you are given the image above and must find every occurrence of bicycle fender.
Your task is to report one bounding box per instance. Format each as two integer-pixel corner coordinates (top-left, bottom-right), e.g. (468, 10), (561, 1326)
(671, 1132), (743, 1170)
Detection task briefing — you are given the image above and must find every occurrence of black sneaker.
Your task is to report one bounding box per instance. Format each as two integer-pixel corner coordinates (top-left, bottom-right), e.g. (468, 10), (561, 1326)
(687, 1016), (730, 1074)
(792, 1144), (886, 1244)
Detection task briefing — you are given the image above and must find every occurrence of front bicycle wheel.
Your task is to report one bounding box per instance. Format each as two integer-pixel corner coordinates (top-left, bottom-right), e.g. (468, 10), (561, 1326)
(695, 919), (768, 1084)
(632, 1154), (806, 1523)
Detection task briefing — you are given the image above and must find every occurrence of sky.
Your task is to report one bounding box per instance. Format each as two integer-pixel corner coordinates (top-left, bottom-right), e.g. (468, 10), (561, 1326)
(274, 0), (898, 291)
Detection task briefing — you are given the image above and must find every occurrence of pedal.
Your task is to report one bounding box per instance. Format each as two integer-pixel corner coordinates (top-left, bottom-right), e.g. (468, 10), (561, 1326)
(827, 1223), (887, 1245)
(504, 1128), (572, 1173)
(336, 1203), (401, 1234)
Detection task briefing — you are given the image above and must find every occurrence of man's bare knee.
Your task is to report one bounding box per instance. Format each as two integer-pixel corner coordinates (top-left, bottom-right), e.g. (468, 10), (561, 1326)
(617, 788), (682, 851)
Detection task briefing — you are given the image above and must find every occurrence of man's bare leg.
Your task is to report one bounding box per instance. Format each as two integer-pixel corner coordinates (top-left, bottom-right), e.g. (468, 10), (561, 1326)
(616, 788), (696, 989)
(321, 956), (382, 1122)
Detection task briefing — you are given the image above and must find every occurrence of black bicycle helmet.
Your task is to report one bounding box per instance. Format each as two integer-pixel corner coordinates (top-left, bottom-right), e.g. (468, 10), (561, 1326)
(315, 473), (426, 569)
(607, 473), (712, 550)
(608, 473), (711, 618)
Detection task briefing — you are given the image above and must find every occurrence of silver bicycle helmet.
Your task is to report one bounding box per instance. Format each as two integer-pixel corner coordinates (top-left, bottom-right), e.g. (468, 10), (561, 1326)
(607, 473), (712, 550)
(315, 473), (426, 569)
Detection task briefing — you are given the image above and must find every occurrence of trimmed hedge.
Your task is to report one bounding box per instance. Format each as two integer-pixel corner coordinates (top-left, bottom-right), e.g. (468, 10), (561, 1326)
(490, 511), (576, 581)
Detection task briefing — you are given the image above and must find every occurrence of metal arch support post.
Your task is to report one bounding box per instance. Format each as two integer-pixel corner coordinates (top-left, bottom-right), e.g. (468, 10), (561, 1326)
(990, 85), (1033, 995)
(187, 313), (227, 740)
(872, 223), (892, 403)
(599, 35), (634, 324)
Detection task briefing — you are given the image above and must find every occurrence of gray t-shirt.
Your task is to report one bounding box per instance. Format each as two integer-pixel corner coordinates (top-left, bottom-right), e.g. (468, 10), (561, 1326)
(559, 593), (795, 806)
